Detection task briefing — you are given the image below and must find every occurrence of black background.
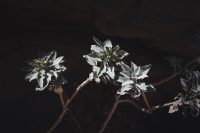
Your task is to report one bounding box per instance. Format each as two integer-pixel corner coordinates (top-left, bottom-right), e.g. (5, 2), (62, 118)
(0, 0), (200, 133)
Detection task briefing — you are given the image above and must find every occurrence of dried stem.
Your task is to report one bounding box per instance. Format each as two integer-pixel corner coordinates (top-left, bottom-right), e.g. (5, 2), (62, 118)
(98, 95), (120, 133)
(46, 78), (91, 133)
(58, 93), (65, 108)
(46, 107), (69, 133)
(141, 91), (152, 112)
(121, 99), (179, 112)
(119, 99), (151, 113)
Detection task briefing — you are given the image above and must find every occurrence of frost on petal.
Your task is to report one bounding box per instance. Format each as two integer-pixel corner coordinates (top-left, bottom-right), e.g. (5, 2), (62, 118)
(35, 82), (49, 91)
(40, 69), (45, 75)
(52, 51), (57, 61)
(93, 36), (103, 46)
(87, 52), (102, 59)
(91, 45), (103, 53)
(37, 76), (44, 88)
(120, 62), (131, 72)
(133, 67), (140, 76)
(53, 56), (64, 66)
(93, 65), (100, 73)
(51, 70), (58, 78)
(47, 73), (52, 82)
(103, 39), (112, 48)
(106, 67), (115, 79)
(122, 79), (134, 86)
(137, 64), (151, 79)
(117, 76), (128, 83)
(94, 77), (101, 83)
(117, 84), (133, 95)
(83, 55), (98, 66)
(137, 74), (148, 80)
(98, 63), (107, 77)
(117, 50), (129, 59)
(120, 71), (131, 78)
(131, 62), (137, 70)
(25, 72), (39, 82)
(29, 72), (39, 81)
(135, 83), (148, 91)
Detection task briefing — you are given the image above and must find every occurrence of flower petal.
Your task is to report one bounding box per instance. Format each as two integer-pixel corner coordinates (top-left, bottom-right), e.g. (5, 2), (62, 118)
(103, 39), (112, 48)
(106, 67), (115, 79)
(117, 84), (133, 95)
(53, 56), (64, 66)
(91, 45), (103, 53)
(120, 62), (132, 72)
(122, 79), (134, 86)
(117, 76), (128, 83)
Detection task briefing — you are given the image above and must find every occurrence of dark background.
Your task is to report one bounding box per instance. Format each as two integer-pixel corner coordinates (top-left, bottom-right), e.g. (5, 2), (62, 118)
(0, 0), (200, 133)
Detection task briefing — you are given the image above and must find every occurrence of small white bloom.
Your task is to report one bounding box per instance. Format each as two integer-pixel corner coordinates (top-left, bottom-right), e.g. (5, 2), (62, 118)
(117, 61), (154, 97)
(83, 37), (129, 84)
(25, 51), (67, 91)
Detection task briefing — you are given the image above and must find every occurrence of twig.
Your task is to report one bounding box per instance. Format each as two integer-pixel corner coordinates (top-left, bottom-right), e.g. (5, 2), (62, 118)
(153, 58), (199, 87)
(141, 91), (152, 112)
(58, 93), (65, 108)
(121, 99), (179, 112)
(68, 110), (85, 133)
(98, 95), (120, 133)
(46, 107), (69, 133)
(46, 78), (91, 133)
(119, 99), (151, 113)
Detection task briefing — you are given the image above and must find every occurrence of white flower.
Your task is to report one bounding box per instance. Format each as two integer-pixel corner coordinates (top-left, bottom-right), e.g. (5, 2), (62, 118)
(25, 51), (67, 91)
(83, 37), (129, 83)
(117, 61), (155, 97)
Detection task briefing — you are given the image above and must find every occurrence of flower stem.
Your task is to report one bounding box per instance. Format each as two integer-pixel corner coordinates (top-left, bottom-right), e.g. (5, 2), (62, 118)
(46, 107), (68, 133)
(58, 93), (65, 108)
(141, 91), (152, 112)
(98, 95), (120, 133)
(46, 78), (91, 133)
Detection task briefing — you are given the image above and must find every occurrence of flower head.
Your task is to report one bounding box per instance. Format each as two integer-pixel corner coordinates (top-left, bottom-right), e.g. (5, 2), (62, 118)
(25, 51), (67, 91)
(117, 62), (155, 97)
(84, 37), (129, 83)
(174, 71), (200, 117)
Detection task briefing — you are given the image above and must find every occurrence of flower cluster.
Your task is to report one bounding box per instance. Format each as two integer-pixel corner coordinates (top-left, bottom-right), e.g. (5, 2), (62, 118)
(170, 71), (200, 116)
(117, 62), (155, 97)
(84, 37), (129, 83)
(84, 37), (155, 98)
(25, 51), (66, 91)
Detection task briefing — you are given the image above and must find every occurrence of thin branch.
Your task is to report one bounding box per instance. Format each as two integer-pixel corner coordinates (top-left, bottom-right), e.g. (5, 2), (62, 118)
(68, 110), (85, 133)
(46, 78), (91, 133)
(66, 78), (91, 107)
(141, 91), (152, 112)
(124, 98), (180, 113)
(98, 95), (120, 133)
(118, 99), (151, 113)
(153, 58), (199, 87)
(46, 107), (68, 133)
(58, 93), (65, 108)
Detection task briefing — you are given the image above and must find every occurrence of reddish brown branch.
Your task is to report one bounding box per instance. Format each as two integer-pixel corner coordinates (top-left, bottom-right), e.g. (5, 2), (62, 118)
(141, 91), (152, 112)
(98, 95), (120, 133)
(46, 78), (91, 133)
